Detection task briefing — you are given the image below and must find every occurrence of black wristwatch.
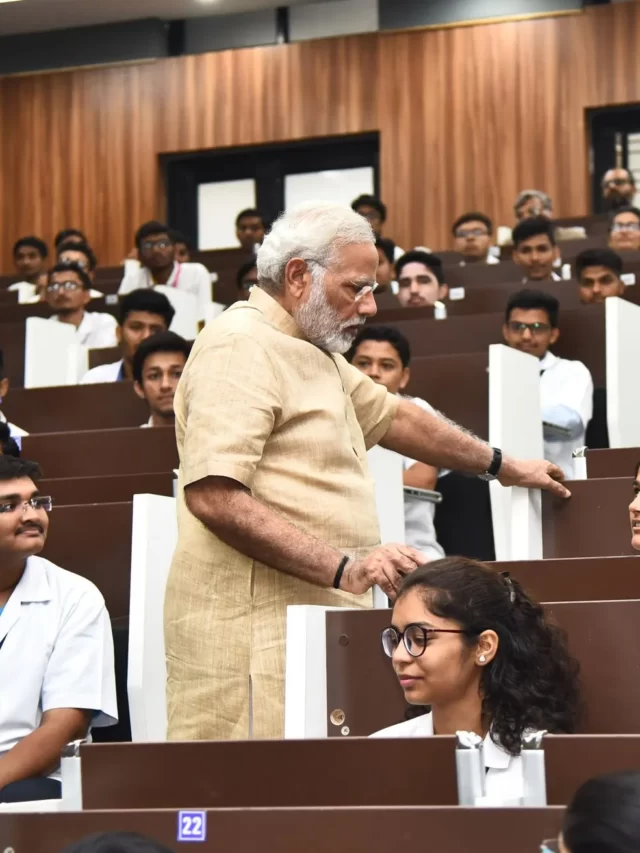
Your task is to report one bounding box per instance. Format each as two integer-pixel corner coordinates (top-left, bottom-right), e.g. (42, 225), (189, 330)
(478, 447), (503, 482)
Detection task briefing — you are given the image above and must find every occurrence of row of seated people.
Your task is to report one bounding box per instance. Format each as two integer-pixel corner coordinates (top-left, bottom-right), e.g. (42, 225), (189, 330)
(0, 436), (639, 804)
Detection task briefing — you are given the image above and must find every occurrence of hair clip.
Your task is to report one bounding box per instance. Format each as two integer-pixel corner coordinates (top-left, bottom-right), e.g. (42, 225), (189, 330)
(500, 570), (516, 603)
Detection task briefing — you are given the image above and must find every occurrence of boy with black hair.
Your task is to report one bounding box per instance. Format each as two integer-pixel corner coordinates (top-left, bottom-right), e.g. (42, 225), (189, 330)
(169, 230), (191, 264)
(394, 251), (448, 308)
(118, 221), (211, 320)
(575, 248), (626, 305)
(349, 325), (445, 560)
(235, 209), (266, 252)
(512, 216), (561, 283)
(452, 212), (499, 265)
(236, 259), (258, 299)
(608, 206), (640, 252)
(46, 263), (118, 349)
(81, 289), (175, 384)
(133, 332), (191, 428)
(54, 229), (87, 250)
(502, 289), (593, 478)
(11, 237), (48, 290)
(352, 194), (404, 259)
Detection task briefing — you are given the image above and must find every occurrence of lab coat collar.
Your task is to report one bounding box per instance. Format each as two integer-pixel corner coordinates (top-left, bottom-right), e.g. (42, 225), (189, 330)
(0, 557), (51, 646)
(424, 712), (511, 769)
(539, 351), (559, 371)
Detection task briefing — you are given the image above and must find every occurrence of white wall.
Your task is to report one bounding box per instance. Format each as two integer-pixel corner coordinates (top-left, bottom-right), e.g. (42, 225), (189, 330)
(289, 0), (378, 41)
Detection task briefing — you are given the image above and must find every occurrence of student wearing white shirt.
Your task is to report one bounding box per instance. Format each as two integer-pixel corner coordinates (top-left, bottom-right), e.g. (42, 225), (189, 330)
(503, 290), (593, 479)
(8, 236), (49, 298)
(235, 209), (266, 253)
(395, 251), (448, 309)
(452, 212), (500, 266)
(372, 557), (581, 804)
(512, 216), (562, 284)
(82, 289), (175, 384)
(349, 326), (445, 561)
(118, 221), (211, 321)
(46, 263), (118, 349)
(575, 248), (626, 305)
(55, 241), (104, 300)
(352, 195), (405, 260)
(133, 331), (191, 428)
(0, 456), (117, 803)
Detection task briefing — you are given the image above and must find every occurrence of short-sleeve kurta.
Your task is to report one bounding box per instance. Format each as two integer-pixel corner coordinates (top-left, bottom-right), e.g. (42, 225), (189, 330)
(164, 286), (398, 740)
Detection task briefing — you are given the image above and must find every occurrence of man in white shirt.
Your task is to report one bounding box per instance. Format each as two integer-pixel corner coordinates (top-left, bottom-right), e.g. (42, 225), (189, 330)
(349, 325), (445, 560)
(235, 209), (266, 253)
(575, 248), (626, 305)
(82, 289), (175, 384)
(8, 236), (49, 298)
(512, 217), (562, 284)
(452, 212), (500, 265)
(503, 289), (593, 479)
(118, 221), (211, 321)
(0, 456), (117, 803)
(394, 251), (448, 309)
(133, 331), (191, 428)
(46, 263), (118, 350)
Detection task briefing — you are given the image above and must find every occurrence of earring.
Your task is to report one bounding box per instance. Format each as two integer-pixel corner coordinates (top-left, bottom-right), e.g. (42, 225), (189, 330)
(479, 655), (486, 663)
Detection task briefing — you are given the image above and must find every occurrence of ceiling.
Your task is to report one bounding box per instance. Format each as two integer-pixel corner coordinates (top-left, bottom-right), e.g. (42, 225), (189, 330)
(0, 0), (325, 36)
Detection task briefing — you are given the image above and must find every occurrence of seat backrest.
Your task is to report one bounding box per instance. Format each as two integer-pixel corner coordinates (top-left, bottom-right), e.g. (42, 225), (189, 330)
(127, 493), (177, 741)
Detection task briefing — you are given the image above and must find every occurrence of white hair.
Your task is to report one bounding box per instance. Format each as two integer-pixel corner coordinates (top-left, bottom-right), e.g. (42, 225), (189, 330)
(514, 189), (552, 214)
(256, 201), (374, 295)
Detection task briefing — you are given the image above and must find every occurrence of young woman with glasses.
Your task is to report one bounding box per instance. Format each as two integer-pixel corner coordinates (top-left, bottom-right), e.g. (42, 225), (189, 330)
(372, 557), (582, 802)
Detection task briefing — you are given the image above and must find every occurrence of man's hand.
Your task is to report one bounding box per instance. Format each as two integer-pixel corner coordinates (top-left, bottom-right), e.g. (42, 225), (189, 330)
(341, 543), (425, 599)
(498, 458), (571, 499)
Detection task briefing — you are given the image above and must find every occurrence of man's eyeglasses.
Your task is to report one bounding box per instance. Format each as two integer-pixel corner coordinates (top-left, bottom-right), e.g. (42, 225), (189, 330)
(352, 281), (378, 302)
(46, 280), (83, 293)
(141, 240), (172, 251)
(506, 321), (551, 335)
(603, 178), (631, 188)
(611, 221), (640, 232)
(455, 228), (489, 239)
(0, 496), (53, 515)
(381, 624), (466, 658)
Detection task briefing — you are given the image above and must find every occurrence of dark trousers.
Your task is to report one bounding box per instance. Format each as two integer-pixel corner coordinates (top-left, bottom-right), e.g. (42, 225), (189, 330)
(0, 777), (61, 803)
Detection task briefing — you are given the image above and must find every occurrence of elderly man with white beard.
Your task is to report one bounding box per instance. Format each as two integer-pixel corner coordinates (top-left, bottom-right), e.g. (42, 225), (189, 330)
(164, 201), (569, 742)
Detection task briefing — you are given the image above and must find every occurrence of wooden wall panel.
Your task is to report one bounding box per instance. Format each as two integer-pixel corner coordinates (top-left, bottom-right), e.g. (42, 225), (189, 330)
(1, 5), (640, 269)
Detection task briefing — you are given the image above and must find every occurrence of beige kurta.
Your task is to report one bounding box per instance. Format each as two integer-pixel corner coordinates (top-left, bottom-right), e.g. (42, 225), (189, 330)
(164, 286), (398, 740)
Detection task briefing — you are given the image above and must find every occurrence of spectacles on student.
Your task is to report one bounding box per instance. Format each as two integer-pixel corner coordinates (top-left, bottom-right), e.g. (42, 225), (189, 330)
(611, 221), (640, 232)
(381, 624), (466, 658)
(46, 280), (83, 293)
(455, 228), (489, 239)
(0, 496), (53, 514)
(141, 240), (172, 251)
(603, 178), (631, 188)
(540, 838), (560, 853)
(506, 321), (551, 335)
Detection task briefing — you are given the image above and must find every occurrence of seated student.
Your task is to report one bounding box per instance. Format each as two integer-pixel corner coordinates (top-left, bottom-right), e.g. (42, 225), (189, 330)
(629, 462), (640, 552)
(236, 208), (266, 252)
(352, 194), (404, 259)
(236, 258), (258, 300)
(54, 228), (88, 250)
(9, 237), (49, 296)
(503, 289), (593, 479)
(81, 289), (175, 384)
(375, 237), (395, 292)
(372, 558), (581, 803)
(607, 206), (640, 252)
(349, 326), (445, 561)
(0, 456), (117, 803)
(548, 770), (640, 853)
(514, 189), (553, 222)
(171, 230), (191, 264)
(512, 216), (562, 283)
(56, 241), (103, 299)
(452, 212), (499, 265)
(133, 332), (191, 428)
(46, 263), (118, 349)
(575, 248), (626, 305)
(118, 221), (211, 320)
(0, 349), (28, 439)
(395, 251), (448, 309)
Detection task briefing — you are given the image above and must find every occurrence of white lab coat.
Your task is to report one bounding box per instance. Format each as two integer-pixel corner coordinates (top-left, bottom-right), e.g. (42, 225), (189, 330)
(0, 556), (117, 780)
(81, 360), (125, 385)
(371, 712), (525, 803)
(539, 351), (593, 479)
(118, 261), (211, 321)
(49, 311), (118, 349)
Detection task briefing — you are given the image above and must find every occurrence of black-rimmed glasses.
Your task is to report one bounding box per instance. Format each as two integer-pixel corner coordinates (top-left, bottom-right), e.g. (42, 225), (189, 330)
(381, 624), (466, 658)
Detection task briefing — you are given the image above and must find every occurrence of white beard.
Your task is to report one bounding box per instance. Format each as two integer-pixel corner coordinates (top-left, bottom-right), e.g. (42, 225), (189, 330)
(293, 268), (365, 353)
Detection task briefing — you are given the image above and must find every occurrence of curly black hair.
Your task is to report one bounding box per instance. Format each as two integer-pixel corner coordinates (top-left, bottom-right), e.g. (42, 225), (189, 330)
(397, 556), (582, 756)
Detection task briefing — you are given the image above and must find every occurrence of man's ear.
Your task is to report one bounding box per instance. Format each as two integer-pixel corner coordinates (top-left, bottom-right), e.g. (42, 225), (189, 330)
(82, 290), (91, 308)
(284, 258), (309, 301)
(501, 324), (509, 344)
(438, 283), (449, 300)
(0, 378), (9, 400)
(399, 366), (410, 392)
(116, 325), (122, 345)
(553, 245), (561, 262)
(133, 381), (146, 401)
(549, 327), (560, 346)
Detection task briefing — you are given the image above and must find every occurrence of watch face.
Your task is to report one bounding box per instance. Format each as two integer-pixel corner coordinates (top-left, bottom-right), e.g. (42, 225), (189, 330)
(478, 472), (497, 482)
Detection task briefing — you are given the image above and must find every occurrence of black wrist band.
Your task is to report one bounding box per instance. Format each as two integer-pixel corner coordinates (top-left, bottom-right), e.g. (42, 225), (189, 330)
(333, 556), (349, 589)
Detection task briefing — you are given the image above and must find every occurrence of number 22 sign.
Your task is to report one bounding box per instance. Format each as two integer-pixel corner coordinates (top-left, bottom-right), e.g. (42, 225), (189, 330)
(178, 810), (207, 842)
